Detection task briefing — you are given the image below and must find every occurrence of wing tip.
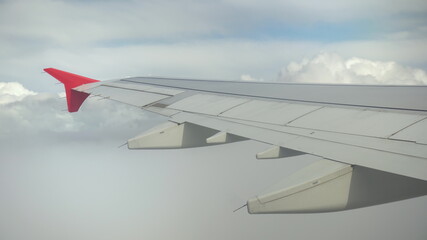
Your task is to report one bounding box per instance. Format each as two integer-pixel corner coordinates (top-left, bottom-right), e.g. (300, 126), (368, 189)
(44, 68), (99, 112)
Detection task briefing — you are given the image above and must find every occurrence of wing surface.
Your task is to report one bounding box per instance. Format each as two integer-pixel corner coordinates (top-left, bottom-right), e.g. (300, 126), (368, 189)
(45, 68), (427, 213)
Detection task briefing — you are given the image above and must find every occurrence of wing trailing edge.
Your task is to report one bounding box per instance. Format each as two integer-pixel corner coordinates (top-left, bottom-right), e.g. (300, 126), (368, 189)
(44, 68), (99, 112)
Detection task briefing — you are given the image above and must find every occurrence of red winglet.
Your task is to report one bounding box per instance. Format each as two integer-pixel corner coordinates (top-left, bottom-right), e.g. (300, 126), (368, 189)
(44, 68), (100, 112)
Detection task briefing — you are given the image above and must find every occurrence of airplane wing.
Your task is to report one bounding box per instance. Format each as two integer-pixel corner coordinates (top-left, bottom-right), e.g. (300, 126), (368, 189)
(44, 68), (427, 214)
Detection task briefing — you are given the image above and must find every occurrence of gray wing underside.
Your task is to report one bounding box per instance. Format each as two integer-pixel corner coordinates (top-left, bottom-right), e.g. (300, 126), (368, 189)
(75, 77), (427, 213)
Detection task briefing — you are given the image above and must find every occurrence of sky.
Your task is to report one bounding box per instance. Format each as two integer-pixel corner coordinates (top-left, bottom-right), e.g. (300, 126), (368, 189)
(1, 0), (427, 239)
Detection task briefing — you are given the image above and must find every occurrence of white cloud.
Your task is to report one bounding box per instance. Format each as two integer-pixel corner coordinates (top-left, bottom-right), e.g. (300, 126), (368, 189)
(240, 74), (264, 82)
(4, 37), (425, 93)
(0, 82), (160, 142)
(278, 52), (427, 84)
(0, 82), (36, 104)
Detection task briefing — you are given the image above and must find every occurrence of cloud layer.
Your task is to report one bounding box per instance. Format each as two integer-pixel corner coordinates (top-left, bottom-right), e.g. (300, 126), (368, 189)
(0, 85), (162, 145)
(0, 82), (36, 104)
(1, 0), (427, 93)
(279, 53), (427, 84)
(2, 0), (426, 45)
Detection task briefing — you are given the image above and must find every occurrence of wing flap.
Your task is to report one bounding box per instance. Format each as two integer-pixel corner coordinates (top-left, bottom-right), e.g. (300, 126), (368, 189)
(77, 79), (188, 108)
(171, 112), (427, 181)
(220, 100), (321, 125)
(94, 82), (154, 91)
(168, 94), (249, 115)
(390, 117), (427, 144)
(288, 107), (425, 138)
(87, 85), (169, 107)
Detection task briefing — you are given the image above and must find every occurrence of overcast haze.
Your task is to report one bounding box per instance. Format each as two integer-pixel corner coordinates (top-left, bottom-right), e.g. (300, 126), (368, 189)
(1, 0), (427, 239)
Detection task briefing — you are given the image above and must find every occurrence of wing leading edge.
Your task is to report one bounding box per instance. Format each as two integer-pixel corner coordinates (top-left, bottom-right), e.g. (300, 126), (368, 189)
(44, 68), (427, 214)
